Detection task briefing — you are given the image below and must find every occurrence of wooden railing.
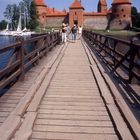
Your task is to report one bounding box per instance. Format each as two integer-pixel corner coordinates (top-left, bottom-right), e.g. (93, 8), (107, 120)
(83, 30), (140, 84)
(0, 32), (61, 95)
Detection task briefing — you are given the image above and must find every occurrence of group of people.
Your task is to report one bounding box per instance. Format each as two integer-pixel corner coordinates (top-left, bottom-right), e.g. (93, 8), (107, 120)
(61, 23), (83, 44)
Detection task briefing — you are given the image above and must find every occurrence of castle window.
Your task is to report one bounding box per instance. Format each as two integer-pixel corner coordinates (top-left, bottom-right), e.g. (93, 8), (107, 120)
(123, 15), (126, 17)
(75, 12), (77, 15)
(121, 9), (124, 12)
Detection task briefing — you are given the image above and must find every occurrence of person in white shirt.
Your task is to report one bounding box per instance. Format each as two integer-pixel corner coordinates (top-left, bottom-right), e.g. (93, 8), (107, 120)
(78, 26), (83, 39)
(61, 23), (67, 43)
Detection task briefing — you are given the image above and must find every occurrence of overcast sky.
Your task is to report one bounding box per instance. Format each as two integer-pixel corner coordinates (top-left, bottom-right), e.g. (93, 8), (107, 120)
(0, 0), (140, 20)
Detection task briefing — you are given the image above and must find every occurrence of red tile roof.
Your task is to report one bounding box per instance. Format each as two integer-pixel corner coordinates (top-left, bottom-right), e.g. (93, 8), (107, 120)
(46, 7), (67, 16)
(34, 0), (45, 6)
(70, 0), (84, 9)
(112, 0), (131, 4)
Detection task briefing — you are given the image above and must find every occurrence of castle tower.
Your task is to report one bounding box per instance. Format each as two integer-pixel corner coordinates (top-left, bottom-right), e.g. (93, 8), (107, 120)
(69, 0), (84, 27)
(34, 0), (47, 25)
(109, 0), (131, 29)
(98, 0), (107, 13)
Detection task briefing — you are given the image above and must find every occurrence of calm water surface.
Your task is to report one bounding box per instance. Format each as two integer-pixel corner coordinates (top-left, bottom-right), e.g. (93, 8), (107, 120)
(0, 36), (16, 48)
(0, 36), (31, 69)
(0, 36), (17, 69)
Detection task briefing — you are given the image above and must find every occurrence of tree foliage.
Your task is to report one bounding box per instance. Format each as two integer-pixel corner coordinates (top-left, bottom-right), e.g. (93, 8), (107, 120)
(4, 4), (19, 30)
(3, 0), (39, 30)
(0, 20), (7, 30)
(131, 6), (140, 28)
(28, 1), (39, 29)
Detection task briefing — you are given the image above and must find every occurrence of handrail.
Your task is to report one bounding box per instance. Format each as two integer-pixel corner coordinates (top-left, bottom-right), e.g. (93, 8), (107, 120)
(0, 32), (61, 95)
(83, 30), (140, 84)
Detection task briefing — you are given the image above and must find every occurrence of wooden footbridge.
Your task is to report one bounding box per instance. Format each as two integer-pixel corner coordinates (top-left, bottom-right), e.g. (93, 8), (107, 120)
(0, 31), (140, 140)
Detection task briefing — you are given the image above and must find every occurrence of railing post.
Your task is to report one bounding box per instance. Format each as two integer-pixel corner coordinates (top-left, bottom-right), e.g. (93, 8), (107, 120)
(113, 41), (118, 67)
(57, 32), (61, 44)
(19, 41), (25, 80)
(44, 35), (49, 56)
(128, 40), (136, 84)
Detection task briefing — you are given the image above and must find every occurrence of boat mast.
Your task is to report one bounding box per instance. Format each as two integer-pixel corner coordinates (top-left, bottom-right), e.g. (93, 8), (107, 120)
(17, 8), (22, 32)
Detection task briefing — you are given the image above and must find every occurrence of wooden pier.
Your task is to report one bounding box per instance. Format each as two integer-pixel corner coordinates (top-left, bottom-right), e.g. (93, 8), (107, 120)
(0, 32), (140, 140)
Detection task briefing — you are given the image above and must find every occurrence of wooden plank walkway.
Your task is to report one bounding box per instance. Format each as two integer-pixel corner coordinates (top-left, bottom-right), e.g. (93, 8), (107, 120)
(0, 45), (61, 126)
(30, 41), (119, 140)
(0, 40), (139, 140)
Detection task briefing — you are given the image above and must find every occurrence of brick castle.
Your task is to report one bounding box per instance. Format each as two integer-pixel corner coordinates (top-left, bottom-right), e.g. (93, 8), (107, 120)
(34, 0), (132, 30)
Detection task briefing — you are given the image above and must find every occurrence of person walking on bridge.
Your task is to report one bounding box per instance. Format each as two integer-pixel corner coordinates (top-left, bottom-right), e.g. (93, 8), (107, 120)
(71, 24), (78, 41)
(78, 25), (83, 39)
(61, 23), (67, 44)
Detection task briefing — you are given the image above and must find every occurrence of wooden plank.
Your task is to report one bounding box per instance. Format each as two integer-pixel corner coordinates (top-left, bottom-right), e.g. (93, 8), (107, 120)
(0, 107), (14, 112)
(33, 124), (115, 134)
(11, 69), (48, 116)
(0, 103), (17, 108)
(44, 95), (101, 99)
(27, 43), (67, 112)
(31, 132), (118, 140)
(40, 101), (104, 106)
(37, 113), (110, 121)
(0, 117), (6, 123)
(82, 39), (136, 139)
(43, 97), (102, 103)
(38, 105), (106, 111)
(0, 99), (20, 104)
(0, 112), (9, 117)
(35, 119), (113, 127)
(38, 109), (108, 116)
(0, 115), (21, 140)
(107, 104), (134, 140)
(47, 88), (99, 93)
(14, 112), (37, 140)
(1, 96), (22, 100)
(12, 43), (65, 116)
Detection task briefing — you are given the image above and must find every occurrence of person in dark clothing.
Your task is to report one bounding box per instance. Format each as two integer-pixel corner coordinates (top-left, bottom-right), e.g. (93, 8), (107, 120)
(71, 24), (78, 41)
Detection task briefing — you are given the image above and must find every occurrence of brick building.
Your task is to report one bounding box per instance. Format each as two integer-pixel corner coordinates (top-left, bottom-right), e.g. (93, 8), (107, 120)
(34, 0), (132, 30)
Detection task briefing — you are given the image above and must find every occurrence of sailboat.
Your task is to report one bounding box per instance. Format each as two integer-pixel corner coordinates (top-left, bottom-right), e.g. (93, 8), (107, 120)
(11, 8), (35, 37)
(11, 10), (23, 36)
(21, 8), (35, 36)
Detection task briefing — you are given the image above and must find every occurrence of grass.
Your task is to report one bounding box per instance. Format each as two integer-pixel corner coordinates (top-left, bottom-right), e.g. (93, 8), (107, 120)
(34, 26), (61, 34)
(92, 30), (140, 37)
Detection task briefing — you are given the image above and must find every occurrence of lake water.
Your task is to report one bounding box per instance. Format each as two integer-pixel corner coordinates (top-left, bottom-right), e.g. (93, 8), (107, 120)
(0, 36), (17, 69)
(0, 35), (32, 70)
(0, 35), (33, 95)
(0, 36), (17, 48)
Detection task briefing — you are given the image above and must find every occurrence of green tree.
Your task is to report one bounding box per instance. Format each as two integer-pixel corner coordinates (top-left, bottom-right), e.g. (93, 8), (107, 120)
(131, 6), (140, 28)
(19, 0), (32, 28)
(4, 4), (19, 30)
(3, 0), (39, 30)
(0, 20), (7, 30)
(28, 1), (39, 30)
(4, 4), (13, 22)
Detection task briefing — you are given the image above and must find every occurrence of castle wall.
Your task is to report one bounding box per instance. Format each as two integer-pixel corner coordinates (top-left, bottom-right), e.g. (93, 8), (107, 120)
(83, 16), (108, 29)
(34, 0), (132, 30)
(45, 16), (68, 27)
(109, 4), (131, 29)
(69, 9), (84, 27)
